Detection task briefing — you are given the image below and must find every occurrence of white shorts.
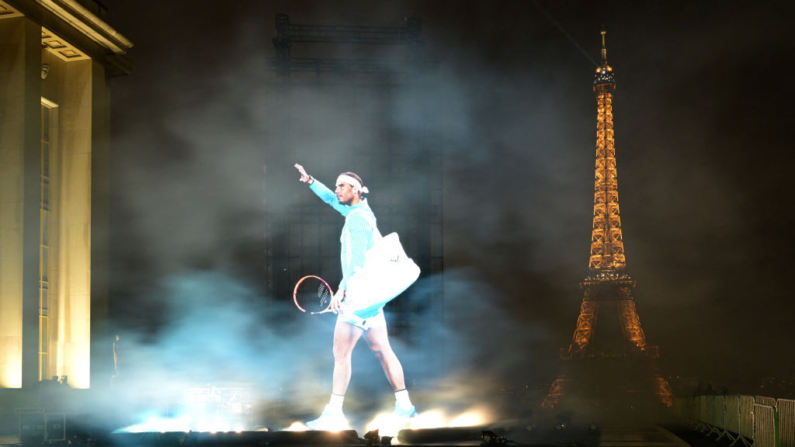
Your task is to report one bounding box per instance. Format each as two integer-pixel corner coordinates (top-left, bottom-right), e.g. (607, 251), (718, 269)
(337, 308), (384, 331)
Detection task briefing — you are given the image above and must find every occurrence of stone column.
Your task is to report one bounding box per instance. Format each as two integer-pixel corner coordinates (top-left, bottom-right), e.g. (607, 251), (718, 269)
(0, 16), (42, 389)
(90, 60), (111, 389)
(56, 58), (93, 389)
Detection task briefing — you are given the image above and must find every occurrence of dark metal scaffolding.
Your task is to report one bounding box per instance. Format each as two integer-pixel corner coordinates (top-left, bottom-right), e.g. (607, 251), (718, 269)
(270, 14), (431, 77)
(275, 14), (422, 44)
(263, 14), (444, 371)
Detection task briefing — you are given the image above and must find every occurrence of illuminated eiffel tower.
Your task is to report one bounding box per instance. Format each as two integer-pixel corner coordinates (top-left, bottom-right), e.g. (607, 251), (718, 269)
(542, 30), (673, 411)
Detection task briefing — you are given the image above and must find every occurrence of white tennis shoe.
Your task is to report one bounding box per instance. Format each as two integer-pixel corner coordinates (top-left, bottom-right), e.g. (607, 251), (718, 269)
(392, 403), (418, 423)
(306, 405), (349, 431)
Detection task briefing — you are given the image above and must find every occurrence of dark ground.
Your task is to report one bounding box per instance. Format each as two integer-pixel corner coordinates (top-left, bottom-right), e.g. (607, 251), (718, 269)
(663, 423), (740, 447)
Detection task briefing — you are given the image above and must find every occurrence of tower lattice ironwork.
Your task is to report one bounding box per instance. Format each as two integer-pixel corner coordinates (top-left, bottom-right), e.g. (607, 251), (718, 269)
(543, 30), (673, 411)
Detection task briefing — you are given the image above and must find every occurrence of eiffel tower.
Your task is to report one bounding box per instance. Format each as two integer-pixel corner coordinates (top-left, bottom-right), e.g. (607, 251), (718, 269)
(542, 30), (673, 411)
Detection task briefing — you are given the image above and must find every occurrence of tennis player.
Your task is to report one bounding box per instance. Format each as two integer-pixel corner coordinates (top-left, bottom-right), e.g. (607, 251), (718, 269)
(294, 163), (417, 430)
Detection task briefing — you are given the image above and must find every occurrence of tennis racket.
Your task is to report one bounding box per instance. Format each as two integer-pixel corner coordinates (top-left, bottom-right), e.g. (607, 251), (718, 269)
(293, 275), (336, 315)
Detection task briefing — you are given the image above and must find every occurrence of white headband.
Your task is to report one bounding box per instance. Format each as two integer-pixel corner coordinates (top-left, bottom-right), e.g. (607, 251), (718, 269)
(336, 174), (369, 194)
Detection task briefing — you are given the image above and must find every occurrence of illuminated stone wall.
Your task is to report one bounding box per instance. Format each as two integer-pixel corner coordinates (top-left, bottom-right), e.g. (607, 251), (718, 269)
(0, 0), (129, 389)
(41, 53), (95, 389)
(0, 16), (41, 389)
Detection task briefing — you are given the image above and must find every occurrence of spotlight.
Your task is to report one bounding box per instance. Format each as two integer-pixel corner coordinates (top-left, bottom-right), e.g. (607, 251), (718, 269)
(589, 424), (598, 431)
(41, 63), (50, 80)
(524, 423), (535, 432)
(481, 430), (507, 446)
(364, 429), (380, 447)
(555, 411), (572, 430)
(363, 429), (392, 446)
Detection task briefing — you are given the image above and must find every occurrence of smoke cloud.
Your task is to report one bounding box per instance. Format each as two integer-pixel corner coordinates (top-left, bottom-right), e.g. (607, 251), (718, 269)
(59, 0), (795, 433)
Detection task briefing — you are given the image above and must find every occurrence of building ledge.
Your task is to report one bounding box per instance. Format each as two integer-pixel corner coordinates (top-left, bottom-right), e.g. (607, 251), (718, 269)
(1, 0), (134, 75)
(36, 0), (132, 54)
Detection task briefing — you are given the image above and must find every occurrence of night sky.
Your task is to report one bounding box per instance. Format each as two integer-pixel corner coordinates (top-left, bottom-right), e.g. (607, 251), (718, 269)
(99, 0), (795, 401)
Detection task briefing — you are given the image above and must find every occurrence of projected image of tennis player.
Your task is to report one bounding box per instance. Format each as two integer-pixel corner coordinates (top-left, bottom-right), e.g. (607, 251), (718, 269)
(294, 163), (418, 430)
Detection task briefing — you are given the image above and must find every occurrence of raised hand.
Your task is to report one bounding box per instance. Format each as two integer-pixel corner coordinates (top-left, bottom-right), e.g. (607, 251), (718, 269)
(294, 163), (311, 183)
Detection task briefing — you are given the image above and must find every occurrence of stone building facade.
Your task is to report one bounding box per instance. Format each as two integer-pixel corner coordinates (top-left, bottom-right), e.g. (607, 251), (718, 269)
(0, 0), (132, 390)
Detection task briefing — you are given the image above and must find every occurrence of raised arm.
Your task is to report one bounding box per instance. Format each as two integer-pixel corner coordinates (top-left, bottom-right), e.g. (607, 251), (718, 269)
(295, 163), (312, 183)
(295, 163), (349, 216)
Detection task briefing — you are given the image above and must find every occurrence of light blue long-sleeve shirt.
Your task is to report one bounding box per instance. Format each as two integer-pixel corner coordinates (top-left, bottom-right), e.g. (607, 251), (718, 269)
(309, 179), (379, 292)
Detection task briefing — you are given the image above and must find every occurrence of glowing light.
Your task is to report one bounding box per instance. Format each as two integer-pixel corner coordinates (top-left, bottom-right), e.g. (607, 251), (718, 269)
(114, 413), (248, 434)
(205, 418), (231, 433)
(283, 418), (348, 432)
(365, 412), (402, 437)
(115, 415), (191, 433)
(284, 422), (308, 431)
(0, 295), (22, 388)
(365, 413), (390, 432)
(0, 350), (22, 388)
(449, 408), (492, 427)
(409, 409), (447, 429)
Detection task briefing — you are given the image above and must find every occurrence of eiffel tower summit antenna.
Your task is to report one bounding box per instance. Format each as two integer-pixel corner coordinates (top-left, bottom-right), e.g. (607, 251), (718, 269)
(543, 28), (673, 413)
(589, 26), (623, 277)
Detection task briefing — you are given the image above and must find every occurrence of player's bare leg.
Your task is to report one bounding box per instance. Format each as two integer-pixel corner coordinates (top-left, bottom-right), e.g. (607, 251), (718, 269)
(306, 319), (364, 430)
(364, 313), (417, 420)
(332, 319), (365, 395)
(363, 313), (405, 391)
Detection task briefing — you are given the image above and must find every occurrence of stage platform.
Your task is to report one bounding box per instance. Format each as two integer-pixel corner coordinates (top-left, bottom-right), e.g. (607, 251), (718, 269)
(0, 425), (691, 447)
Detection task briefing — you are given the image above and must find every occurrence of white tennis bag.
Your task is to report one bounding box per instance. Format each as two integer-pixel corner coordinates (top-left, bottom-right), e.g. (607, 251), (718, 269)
(345, 214), (420, 316)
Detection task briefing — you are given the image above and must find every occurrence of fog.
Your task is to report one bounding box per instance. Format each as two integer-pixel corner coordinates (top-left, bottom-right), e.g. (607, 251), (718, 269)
(81, 0), (795, 431)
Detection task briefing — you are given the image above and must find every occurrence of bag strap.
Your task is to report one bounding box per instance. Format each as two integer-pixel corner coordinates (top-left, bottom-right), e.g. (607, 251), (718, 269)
(347, 209), (382, 241)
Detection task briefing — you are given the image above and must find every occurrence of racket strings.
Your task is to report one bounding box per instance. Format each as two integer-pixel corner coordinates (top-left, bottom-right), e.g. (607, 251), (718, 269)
(294, 275), (335, 315)
(318, 283), (331, 308)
